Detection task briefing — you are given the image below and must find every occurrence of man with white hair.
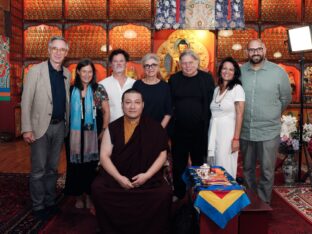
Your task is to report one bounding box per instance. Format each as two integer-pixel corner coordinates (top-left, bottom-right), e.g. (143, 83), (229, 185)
(169, 49), (215, 200)
(21, 36), (70, 219)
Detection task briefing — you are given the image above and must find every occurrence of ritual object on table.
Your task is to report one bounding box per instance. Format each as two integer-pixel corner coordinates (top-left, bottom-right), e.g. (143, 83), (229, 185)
(202, 171), (232, 186)
(195, 164), (232, 186)
(195, 163), (210, 179)
(186, 165), (238, 189)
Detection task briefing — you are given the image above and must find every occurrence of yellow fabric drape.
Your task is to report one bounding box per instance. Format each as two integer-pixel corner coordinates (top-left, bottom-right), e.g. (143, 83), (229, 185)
(124, 117), (139, 144)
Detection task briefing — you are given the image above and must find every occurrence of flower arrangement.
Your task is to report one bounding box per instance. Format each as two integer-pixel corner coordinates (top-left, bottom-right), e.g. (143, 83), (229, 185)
(279, 115), (299, 154)
(303, 123), (312, 153)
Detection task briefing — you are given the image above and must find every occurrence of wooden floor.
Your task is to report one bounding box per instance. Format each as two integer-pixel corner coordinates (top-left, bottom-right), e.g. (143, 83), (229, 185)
(0, 139), (66, 173)
(0, 138), (309, 176)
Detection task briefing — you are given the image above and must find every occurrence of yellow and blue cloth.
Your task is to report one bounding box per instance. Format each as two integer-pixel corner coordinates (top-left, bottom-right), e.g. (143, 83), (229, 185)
(184, 166), (250, 229)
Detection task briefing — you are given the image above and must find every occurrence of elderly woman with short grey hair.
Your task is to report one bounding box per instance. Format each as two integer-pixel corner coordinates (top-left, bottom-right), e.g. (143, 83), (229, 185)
(132, 53), (172, 128)
(168, 49), (215, 201)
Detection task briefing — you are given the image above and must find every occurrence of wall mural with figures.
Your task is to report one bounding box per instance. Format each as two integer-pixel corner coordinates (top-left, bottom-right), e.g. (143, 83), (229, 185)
(0, 35), (10, 101)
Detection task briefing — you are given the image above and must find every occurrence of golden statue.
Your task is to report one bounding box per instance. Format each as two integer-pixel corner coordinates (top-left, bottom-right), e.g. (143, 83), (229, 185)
(156, 30), (209, 80)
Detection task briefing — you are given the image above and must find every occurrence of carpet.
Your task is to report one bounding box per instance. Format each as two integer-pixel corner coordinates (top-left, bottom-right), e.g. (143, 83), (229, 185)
(0, 173), (65, 233)
(38, 197), (98, 234)
(273, 185), (312, 225)
(39, 187), (312, 234)
(269, 191), (312, 234)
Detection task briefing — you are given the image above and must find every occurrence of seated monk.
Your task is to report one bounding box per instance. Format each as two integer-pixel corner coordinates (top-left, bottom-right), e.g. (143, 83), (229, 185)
(91, 88), (172, 234)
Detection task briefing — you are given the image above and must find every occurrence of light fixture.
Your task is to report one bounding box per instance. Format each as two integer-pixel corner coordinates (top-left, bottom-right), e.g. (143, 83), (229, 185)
(273, 51), (282, 58)
(232, 43), (242, 51)
(39, 25), (45, 30)
(287, 25), (312, 182)
(288, 26), (312, 53)
(123, 29), (137, 39)
(218, 30), (233, 37)
(100, 44), (112, 52)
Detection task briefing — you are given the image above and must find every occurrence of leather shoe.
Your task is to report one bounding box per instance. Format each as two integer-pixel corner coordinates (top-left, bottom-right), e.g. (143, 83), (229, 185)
(46, 205), (61, 216)
(236, 177), (244, 185)
(32, 208), (49, 220)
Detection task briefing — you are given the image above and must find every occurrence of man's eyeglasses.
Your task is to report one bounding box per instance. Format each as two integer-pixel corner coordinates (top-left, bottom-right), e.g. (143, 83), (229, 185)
(143, 63), (158, 69)
(247, 47), (264, 54)
(50, 47), (68, 53)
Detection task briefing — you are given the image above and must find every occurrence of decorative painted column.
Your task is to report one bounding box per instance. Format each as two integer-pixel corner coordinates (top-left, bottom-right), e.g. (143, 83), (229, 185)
(0, 0), (23, 138)
(0, 35), (10, 101)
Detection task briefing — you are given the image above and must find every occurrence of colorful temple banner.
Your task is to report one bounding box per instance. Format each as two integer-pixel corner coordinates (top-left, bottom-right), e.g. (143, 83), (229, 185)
(155, 0), (181, 30)
(183, 0), (216, 29)
(0, 35), (10, 101)
(215, 0), (245, 29)
(155, 0), (245, 30)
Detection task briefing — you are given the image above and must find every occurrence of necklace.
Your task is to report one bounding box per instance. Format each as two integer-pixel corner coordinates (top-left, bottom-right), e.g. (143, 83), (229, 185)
(214, 88), (228, 107)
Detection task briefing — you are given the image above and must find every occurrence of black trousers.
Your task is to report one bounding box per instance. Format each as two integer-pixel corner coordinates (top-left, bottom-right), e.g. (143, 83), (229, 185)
(172, 128), (206, 199)
(64, 132), (98, 196)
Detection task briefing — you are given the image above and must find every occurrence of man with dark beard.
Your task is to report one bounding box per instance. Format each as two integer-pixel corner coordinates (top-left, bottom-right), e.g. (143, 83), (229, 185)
(240, 39), (291, 204)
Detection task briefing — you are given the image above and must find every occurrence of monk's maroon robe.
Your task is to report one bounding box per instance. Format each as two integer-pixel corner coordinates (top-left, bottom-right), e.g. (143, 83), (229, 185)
(92, 116), (172, 234)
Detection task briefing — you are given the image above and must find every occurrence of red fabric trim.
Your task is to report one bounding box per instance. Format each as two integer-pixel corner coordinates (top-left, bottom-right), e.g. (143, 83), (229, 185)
(176, 0), (180, 22)
(227, 0), (231, 20)
(212, 190), (231, 199)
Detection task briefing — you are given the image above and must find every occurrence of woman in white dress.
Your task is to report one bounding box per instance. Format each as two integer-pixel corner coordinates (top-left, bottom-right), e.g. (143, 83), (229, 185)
(208, 57), (245, 178)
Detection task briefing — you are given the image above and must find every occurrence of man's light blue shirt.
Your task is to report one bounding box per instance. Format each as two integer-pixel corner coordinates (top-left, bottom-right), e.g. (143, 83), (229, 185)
(240, 60), (292, 141)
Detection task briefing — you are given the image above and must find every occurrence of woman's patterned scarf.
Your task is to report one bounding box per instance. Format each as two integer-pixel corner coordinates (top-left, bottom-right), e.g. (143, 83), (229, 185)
(70, 86), (99, 163)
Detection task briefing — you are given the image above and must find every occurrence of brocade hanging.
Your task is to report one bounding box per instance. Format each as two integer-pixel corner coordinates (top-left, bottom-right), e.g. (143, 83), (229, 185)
(215, 0), (245, 29)
(155, 0), (245, 30)
(178, 0), (186, 25)
(183, 0), (216, 29)
(155, 0), (181, 30)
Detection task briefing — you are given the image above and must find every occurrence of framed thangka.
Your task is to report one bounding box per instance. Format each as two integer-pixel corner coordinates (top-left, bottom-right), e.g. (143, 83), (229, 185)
(0, 35), (10, 101)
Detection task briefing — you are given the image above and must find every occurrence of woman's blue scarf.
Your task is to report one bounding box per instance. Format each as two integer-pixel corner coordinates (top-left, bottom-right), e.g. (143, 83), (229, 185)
(70, 86), (99, 163)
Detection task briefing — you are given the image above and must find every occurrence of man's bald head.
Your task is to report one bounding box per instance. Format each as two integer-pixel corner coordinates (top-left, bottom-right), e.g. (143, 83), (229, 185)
(246, 39), (267, 65)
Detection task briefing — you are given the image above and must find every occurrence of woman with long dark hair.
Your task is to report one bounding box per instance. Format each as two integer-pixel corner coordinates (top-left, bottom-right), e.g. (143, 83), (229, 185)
(64, 59), (110, 211)
(207, 57), (245, 178)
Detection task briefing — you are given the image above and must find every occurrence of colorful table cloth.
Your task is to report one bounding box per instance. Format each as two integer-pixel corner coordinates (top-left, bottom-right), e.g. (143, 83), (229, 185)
(184, 166), (250, 229)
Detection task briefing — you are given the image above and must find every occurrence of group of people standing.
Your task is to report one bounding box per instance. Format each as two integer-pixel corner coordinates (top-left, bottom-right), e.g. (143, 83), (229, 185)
(21, 35), (291, 233)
